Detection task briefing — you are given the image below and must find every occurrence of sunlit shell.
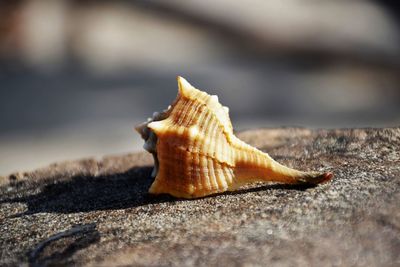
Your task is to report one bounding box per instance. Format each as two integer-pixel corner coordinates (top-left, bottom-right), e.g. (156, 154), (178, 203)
(135, 77), (333, 198)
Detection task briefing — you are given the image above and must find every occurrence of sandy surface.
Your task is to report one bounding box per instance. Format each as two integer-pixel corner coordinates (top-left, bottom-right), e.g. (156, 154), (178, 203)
(1, 128), (399, 266)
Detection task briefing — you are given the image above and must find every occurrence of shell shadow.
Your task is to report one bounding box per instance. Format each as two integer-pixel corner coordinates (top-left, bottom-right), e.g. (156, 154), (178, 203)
(225, 183), (316, 196)
(2, 165), (317, 216)
(2, 166), (176, 216)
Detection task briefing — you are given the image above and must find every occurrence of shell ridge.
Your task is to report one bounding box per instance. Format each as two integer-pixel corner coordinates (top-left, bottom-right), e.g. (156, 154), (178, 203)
(154, 120), (235, 167)
(169, 143), (235, 168)
(192, 152), (203, 192)
(176, 98), (193, 126)
(167, 94), (236, 165)
(216, 161), (228, 191)
(208, 115), (220, 159)
(207, 157), (218, 191)
(178, 92), (235, 147)
(191, 103), (209, 154)
(177, 77), (233, 134)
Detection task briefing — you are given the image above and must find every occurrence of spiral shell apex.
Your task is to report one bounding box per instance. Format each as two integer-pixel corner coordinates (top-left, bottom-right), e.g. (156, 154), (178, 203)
(135, 77), (333, 198)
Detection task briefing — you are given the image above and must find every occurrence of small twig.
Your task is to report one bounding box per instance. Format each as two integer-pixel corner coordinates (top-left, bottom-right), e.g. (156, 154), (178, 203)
(29, 223), (97, 267)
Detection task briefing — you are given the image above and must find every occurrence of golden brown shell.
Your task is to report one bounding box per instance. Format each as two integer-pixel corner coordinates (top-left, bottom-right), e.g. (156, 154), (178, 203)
(136, 77), (332, 198)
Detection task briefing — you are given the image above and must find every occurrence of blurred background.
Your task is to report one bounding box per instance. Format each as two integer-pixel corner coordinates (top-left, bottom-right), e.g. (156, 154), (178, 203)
(0, 0), (399, 175)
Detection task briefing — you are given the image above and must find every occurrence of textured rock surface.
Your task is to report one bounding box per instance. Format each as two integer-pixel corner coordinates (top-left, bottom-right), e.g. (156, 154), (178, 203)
(1, 128), (399, 266)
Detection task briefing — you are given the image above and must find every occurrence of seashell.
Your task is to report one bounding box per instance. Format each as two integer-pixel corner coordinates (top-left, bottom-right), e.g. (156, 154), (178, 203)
(135, 77), (333, 198)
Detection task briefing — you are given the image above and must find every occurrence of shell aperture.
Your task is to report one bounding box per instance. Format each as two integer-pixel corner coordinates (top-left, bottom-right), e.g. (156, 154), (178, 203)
(135, 77), (333, 198)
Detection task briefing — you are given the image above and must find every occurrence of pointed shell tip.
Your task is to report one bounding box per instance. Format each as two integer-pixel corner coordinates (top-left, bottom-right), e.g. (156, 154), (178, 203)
(177, 76), (193, 96)
(319, 172), (334, 183)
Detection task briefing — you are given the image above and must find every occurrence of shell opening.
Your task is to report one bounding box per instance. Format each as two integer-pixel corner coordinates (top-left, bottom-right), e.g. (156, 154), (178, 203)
(135, 106), (171, 178)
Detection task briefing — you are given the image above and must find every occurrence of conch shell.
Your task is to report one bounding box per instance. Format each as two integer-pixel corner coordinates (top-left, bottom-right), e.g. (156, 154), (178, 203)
(136, 77), (333, 198)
